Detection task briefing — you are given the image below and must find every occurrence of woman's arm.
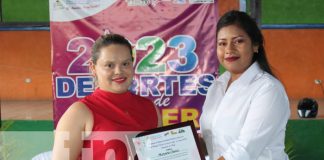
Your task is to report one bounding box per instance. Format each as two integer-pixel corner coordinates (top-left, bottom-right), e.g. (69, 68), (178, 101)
(218, 156), (225, 160)
(52, 102), (93, 160)
(221, 84), (290, 159)
(154, 105), (162, 127)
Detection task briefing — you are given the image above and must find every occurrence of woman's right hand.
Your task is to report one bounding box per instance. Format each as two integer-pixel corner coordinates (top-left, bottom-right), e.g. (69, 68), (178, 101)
(198, 133), (203, 139)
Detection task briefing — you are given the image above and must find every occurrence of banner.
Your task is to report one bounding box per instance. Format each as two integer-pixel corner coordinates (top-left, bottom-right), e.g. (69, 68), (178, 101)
(50, 0), (218, 128)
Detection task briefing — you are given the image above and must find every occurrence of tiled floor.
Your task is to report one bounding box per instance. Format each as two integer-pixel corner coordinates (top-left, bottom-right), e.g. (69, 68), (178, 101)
(1, 99), (324, 120)
(1, 100), (53, 120)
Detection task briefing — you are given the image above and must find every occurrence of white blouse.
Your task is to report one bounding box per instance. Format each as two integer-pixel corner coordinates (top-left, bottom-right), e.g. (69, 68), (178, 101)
(200, 62), (290, 160)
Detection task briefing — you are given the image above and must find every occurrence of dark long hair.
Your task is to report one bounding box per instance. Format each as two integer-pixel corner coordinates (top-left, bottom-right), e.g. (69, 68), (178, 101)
(216, 10), (274, 77)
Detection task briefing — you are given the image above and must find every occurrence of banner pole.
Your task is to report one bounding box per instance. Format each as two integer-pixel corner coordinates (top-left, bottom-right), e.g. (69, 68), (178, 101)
(250, 0), (261, 28)
(239, 0), (247, 12)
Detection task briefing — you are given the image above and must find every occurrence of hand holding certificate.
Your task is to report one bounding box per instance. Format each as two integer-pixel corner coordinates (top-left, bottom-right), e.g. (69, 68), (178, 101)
(132, 121), (205, 160)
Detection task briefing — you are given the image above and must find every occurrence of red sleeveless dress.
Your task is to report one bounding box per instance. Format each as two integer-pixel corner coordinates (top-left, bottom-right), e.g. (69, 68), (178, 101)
(79, 88), (158, 160)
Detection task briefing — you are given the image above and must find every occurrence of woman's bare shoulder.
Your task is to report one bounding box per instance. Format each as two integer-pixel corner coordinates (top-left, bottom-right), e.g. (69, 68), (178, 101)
(56, 101), (92, 131)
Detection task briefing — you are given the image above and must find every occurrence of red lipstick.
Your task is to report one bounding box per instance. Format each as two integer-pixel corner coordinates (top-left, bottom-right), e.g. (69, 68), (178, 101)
(112, 77), (127, 84)
(225, 57), (239, 62)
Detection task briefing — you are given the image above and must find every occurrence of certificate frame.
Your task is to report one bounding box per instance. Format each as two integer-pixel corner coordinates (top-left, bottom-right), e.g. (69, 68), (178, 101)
(133, 121), (205, 160)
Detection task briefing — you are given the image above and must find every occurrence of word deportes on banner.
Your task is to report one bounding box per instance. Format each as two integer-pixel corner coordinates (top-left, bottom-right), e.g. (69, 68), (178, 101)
(55, 74), (215, 99)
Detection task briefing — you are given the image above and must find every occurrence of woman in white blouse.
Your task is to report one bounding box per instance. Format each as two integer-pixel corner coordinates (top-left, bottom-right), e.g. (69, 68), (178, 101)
(200, 10), (290, 160)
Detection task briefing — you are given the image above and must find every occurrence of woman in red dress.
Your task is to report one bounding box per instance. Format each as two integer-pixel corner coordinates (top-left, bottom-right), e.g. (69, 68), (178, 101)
(52, 34), (161, 160)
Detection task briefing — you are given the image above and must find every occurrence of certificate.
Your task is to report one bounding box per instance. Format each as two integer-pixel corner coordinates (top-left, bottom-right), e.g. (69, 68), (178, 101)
(132, 121), (205, 160)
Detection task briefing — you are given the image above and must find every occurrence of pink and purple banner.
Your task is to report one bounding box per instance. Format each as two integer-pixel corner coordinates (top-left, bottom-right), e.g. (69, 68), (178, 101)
(50, 0), (218, 128)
